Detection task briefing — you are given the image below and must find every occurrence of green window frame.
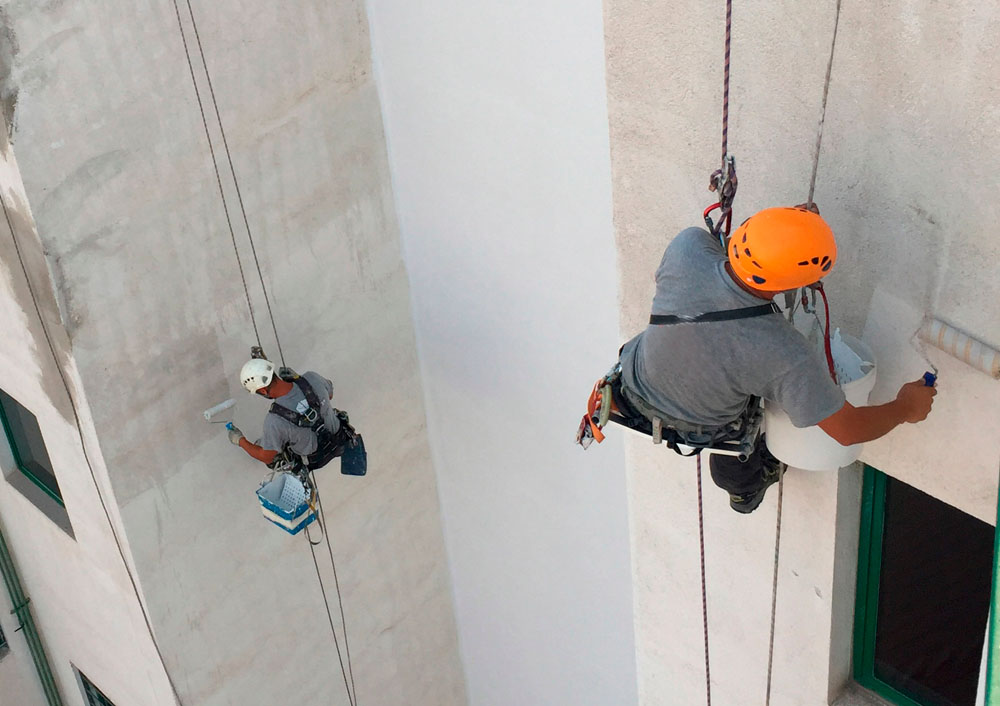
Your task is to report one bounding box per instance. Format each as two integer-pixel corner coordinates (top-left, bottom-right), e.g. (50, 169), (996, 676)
(79, 671), (117, 706)
(854, 465), (993, 706)
(0, 389), (63, 507)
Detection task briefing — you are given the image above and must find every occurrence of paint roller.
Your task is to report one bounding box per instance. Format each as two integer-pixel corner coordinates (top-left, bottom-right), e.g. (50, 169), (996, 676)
(203, 398), (236, 422)
(917, 319), (1000, 382)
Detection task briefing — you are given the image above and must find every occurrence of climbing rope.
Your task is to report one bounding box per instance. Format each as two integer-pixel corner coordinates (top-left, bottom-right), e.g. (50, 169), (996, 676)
(311, 471), (359, 705)
(171, 3), (358, 701)
(305, 524), (356, 706)
(1, 192), (184, 705)
(695, 453), (712, 706)
(720, 0), (733, 165)
(764, 466), (785, 706)
(806, 0), (843, 208)
(705, 0), (737, 243)
(170, 0), (285, 366)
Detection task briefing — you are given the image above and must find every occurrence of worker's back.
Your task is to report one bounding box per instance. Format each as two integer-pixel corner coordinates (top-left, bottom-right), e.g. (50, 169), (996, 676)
(618, 227), (843, 430)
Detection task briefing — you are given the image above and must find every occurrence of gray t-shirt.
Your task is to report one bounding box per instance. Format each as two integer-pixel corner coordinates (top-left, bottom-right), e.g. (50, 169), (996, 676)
(259, 371), (340, 455)
(619, 227), (845, 429)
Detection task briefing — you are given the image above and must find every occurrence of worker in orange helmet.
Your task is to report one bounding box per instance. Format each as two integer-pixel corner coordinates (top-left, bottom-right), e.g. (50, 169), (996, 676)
(616, 205), (936, 513)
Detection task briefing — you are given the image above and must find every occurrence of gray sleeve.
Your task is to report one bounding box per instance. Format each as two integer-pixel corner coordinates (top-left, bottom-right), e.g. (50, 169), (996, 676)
(762, 350), (846, 428)
(259, 415), (289, 452)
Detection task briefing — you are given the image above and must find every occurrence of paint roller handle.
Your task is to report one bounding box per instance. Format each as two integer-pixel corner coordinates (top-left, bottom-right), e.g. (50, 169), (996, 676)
(225, 422), (235, 431)
(923, 372), (937, 387)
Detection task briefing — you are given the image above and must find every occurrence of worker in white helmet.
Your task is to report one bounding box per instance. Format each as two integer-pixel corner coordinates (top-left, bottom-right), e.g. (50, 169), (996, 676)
(228, 357), (352, 472)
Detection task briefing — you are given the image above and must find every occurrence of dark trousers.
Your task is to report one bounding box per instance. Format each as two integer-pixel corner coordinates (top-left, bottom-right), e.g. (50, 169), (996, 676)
(708, 436), (778, 496)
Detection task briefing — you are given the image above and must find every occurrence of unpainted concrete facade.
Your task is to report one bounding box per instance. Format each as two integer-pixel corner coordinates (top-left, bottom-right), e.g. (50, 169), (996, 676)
(0, 0), (465, 704)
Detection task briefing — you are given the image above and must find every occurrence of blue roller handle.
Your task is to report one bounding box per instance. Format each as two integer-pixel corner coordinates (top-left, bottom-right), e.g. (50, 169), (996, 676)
(923, 371), (937, 387)
(225, 422), (235, 431)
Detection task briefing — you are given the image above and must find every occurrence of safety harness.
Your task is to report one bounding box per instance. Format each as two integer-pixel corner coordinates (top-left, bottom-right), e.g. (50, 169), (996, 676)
(576, 301), (779, 457)
(267, 372), (354, 473)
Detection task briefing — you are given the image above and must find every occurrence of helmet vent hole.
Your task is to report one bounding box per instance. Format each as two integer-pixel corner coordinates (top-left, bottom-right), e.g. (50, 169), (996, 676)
(744, 248), (752, 256)
(798, 261), (809, 266)
(752, 260), (763, 269)
(822, 261), (832, 272)
(752, 275), (766, 285)
(811, 257), (820, 264)
(742, 233), (747, 243)
(821, 255), (830, 265)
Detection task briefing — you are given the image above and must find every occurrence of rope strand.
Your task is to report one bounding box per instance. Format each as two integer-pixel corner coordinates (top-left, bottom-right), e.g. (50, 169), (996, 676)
(170, 0), (261, 351)
(181, 0), (286, 366)
(764, 466), (785, 705)
(305, 524), (357, 706)
(721, 0), (733, 166)
(311, 472), (358, 706)
(806, 0), (843, 207)
(696, 453), (712, 706)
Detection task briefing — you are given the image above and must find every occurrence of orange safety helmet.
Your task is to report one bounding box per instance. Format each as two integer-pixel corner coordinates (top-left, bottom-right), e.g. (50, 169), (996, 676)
(728, 207), (837, 291)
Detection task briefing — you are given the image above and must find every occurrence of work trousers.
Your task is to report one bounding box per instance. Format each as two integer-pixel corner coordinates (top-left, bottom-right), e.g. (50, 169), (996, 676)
(708, 436), (780, 496)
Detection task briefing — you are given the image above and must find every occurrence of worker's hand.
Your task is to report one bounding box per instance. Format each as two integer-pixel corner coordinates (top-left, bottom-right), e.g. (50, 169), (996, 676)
(895, 379), (937, 423)
(793, 202), (820, 215)
(228, 426), (245, 445)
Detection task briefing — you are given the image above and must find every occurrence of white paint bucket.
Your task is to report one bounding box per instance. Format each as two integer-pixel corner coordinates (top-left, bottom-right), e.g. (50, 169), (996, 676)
(764, 332), (877, 471)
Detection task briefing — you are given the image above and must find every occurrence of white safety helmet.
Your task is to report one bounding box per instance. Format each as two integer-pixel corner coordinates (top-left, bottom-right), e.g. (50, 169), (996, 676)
(240, 358), (275, 394)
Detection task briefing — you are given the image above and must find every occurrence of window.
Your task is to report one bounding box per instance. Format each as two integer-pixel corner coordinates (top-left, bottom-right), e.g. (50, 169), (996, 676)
(0, 622), (6, 650)
(854, 466), (993, 706)
(0, 389), (62, 506)
(78, 670), (117, 706)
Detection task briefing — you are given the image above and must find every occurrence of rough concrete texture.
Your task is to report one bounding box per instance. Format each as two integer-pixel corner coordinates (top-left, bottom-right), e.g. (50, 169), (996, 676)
(0, 131), (177, 704)
(605, 0), (999, 704)
(365, 0), (638, 704)
(1, 1), (465, 704)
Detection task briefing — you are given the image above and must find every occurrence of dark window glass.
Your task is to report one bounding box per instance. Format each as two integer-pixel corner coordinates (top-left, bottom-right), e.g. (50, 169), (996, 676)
(873, 477), (993, 706)
(80, 672), (117, 706)
(0, 623), (6, 650)
(0, 389), (61, 504)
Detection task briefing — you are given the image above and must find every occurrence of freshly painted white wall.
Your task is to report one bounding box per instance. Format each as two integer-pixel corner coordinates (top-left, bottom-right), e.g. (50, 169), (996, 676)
(365, 1), (637, 704)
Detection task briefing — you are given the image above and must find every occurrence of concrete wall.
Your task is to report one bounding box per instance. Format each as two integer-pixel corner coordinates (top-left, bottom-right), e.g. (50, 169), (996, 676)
(1, 1), (464, 705)
(0, 128), (175, 704)
(365, 1), (637, 704)
(604, 0), (1000, 704)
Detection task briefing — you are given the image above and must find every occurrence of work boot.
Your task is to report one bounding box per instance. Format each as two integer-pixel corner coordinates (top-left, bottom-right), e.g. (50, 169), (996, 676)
(728, 451), (785, 514)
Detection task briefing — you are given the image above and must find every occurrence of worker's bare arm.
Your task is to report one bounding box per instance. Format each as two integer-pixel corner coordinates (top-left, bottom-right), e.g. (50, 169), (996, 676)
(237, 437), (278, 464)
(817, 379), (936, 446)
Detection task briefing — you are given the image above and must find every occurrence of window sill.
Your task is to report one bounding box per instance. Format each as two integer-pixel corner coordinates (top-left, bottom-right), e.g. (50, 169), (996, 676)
(832, 683), (895, 706)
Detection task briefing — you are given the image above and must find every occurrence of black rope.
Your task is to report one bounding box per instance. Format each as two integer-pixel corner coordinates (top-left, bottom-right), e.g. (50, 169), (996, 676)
(311, 471), (358, 706)
(807, 0), (843, 208)
(305, 523), (356, 706)
(181, 0), (285, 366)
(1, 191), (184, 706)
(764, 466), (786, 705)
(169, 0), (261, 351)
(696, 453), (712, 706)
